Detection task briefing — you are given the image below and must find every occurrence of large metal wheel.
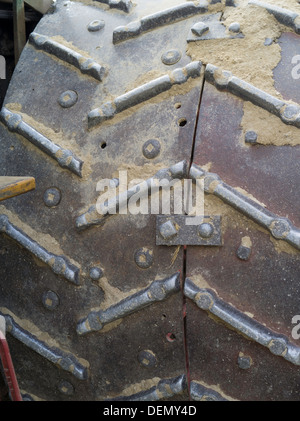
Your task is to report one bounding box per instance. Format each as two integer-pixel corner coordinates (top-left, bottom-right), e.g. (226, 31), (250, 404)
(0, 0), (300, 401)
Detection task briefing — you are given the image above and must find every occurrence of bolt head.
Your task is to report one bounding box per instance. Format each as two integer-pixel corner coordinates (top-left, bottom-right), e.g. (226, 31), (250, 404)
(236, 245), (251, 261)
(159, 220), (178, 240)
(142, 139), (161, 159)
(238, 352), (252, 370)
(137, 350), (157, 367)
(191, 22), (209, 37)
(282, 104), (299, 120)
(58, 380), (74, 396)
(198, 223), (214, 238)
(134, 248), (153, 269)
(58, 90), (78, 108)
(245, 130), (258, 144)
(270, 219), (290, 239)
(87, 19), (105, 32)
(268, 339), (287, 356)
(161, 49), (181, 65)
(42, 290), (59, 310)
(89, 267), (103, 281)
(195, 291), (214, 310)
(228, 22), (240, 33)
(43, 187), (61, 207)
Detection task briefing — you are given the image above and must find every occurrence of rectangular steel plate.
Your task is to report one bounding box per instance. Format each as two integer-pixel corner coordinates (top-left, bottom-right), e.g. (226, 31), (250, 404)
(156, 215), (222, 246)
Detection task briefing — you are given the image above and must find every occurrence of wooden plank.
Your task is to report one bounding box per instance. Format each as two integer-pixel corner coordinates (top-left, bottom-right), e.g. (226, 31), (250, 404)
(0, 176), (35, 201)
(13, 0), (26, 64)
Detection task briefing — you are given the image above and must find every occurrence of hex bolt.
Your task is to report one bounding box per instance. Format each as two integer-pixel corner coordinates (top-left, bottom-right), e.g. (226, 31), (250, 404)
(137, 350), (157, 368)
(142, 139), (161, 159)
(159, 220), (178, 240)
(58, 90), (78, 108)
(134, 247), (153, 269)
(191, 22), (209, 37)
(89, 266), (103, 281)
(42, 290), (60, 310)
(198, 223), (214, 238)
(43, 187), (61, 207)
(238, 352), (252, 370)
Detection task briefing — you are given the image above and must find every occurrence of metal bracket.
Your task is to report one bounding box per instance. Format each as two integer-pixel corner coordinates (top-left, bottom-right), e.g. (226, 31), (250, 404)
(156, 215), (222, 246)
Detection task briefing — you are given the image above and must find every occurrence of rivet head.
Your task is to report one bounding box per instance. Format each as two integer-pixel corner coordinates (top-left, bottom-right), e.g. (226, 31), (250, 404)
(159, 220), (178, 240)
(87, 19), (105, 32)
(142, 139), (161, 159)
(89, 267), (103, 281)
(161, 49), (181, 65)
(43, 187), (61, 207)
(137, 350), (157, 368)
(42, 290), (59, 310)
(195, 291), (214, 310)
(264, 37), (273, 46)
(198, 223), (214, 238)
(270, 219), (290, 239)
(282, 104), (299, 120)
(58, 90), (78, 108)
(268, 339), (287, 356)
(228, 22), (240, 33)
(134, 247), (153, 269)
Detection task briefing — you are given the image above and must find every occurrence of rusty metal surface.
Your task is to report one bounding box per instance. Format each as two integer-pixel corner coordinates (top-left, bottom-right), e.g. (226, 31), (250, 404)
(1, 0), (300, 401)
(185, 31), (300, 400)
(274, 32), (300, 104)
(0, 0), (206, 400)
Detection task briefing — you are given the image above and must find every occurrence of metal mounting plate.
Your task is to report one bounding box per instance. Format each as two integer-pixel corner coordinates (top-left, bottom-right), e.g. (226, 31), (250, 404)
(156, 215), (222, 246)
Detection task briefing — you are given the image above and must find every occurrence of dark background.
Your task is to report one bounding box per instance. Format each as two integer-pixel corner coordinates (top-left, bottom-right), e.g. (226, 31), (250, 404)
(0, 1), (41, 400)
(0, 1), (42, 107)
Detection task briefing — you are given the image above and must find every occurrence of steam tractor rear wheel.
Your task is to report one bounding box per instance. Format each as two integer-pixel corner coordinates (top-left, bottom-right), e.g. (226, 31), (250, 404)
(0, 0), (300, 401)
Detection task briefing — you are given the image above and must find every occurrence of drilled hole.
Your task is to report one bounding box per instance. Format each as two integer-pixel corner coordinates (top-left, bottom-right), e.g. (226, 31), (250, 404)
(175, 103), (181, 109)
(101, 142), (107, 149)
(166, 332), (176, 342)
(178, 118), (187, 127)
